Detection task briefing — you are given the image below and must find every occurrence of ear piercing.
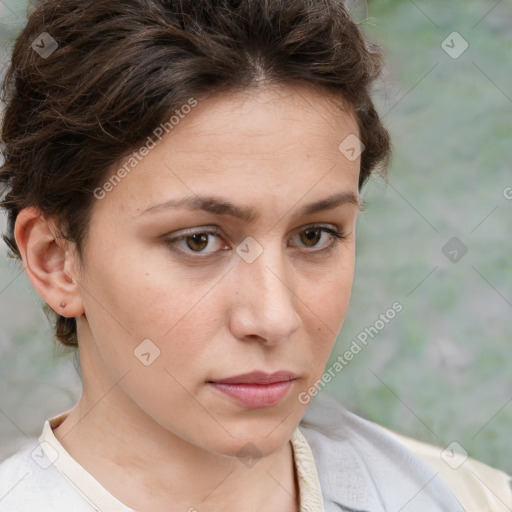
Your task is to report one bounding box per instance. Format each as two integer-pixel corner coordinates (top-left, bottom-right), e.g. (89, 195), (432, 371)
(60, 301), (67, 309)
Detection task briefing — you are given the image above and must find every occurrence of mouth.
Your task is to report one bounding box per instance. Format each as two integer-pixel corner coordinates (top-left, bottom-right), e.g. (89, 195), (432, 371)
(208, 371), (297, 408)
(209, 370), (297, 385)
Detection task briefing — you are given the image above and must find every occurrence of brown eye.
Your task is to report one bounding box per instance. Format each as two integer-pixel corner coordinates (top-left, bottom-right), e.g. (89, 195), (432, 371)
(299, 228), (323, 248)
(185, 233), (209, 252)
(164, 228), (226, 258)
(291, 225), (346, 253)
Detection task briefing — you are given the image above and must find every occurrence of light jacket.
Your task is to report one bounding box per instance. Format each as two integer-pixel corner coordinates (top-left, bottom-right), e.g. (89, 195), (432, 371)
(300, 392), (512, 511)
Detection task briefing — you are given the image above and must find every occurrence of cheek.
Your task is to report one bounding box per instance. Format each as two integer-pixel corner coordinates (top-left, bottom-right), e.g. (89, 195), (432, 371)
(305, 254), (355, 327)
(300, 252), (355, 371)
(108, 271), (222, 374)
(76, 250), (170, 370)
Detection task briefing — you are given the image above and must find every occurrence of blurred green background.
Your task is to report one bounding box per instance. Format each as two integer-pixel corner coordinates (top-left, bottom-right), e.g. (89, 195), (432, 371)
(1, 0), (511, 475)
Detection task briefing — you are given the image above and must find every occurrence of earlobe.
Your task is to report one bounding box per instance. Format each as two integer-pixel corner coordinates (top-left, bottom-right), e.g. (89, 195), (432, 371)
(14, 207), (84, 318)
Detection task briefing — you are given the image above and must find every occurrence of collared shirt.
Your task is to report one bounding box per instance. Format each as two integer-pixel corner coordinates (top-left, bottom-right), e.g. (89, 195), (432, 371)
(0, 409), (324, 511)
(38, 410), (325, 511)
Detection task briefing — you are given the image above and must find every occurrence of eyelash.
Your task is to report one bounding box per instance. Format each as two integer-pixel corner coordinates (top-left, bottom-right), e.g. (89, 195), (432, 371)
(163, 224), (346, 260)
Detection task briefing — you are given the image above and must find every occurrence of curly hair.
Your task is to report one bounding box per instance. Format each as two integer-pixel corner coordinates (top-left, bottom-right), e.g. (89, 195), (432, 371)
(0, 0), (391, 348)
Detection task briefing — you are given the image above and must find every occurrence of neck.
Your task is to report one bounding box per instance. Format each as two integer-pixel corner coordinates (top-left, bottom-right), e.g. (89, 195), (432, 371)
(52, 361), (299, 511)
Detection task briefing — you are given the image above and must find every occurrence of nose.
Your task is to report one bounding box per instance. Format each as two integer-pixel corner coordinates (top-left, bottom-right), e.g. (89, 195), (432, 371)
(228, 240), (302, 345)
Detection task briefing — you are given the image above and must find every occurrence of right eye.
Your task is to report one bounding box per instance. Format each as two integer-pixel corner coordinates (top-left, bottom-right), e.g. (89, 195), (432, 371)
(163, 227), (230, 259)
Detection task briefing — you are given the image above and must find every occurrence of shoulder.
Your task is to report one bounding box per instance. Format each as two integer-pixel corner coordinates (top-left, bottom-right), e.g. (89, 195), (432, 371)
(387, 430), (512, 512)
(0, 439), (94, 512)
(299, 392), (511, 512)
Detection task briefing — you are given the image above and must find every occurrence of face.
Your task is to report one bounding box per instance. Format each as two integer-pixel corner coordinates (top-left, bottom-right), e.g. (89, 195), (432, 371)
(71, 84), (361, 458)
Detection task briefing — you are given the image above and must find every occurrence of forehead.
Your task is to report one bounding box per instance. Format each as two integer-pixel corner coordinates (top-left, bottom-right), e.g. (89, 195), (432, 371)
(185, 83), (357, 143)
(93, 83), (361, 219)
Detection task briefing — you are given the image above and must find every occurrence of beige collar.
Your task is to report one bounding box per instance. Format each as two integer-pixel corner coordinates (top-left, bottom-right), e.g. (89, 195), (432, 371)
(40, 411), (324, 511)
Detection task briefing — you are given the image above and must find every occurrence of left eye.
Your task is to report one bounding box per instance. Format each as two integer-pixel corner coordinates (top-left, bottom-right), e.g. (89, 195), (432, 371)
(296, 226), (344, 249)
(164, 225), (345, 258)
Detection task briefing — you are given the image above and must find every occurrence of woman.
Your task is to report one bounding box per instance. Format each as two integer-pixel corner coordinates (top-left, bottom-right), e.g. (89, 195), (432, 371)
(0, 0), (510, 510)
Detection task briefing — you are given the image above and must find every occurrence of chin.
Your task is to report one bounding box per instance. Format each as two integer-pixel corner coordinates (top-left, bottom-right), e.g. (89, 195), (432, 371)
(205, 414), (298, 460)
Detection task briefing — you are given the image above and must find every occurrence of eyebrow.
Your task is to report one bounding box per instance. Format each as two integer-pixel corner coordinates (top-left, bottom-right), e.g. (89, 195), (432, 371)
(141, 190), (362, 222)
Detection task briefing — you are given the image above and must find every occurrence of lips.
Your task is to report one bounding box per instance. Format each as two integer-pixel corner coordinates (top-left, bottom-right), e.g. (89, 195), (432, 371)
(208, 370), (297, 385)
(208, 371), (297, 408)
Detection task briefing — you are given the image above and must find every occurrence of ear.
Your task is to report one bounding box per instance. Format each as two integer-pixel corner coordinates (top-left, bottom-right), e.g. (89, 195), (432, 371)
(14, 206), (84, 318)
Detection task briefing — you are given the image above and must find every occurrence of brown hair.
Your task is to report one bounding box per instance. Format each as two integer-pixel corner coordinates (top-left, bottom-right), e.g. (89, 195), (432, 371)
(0, 0), (391, 348)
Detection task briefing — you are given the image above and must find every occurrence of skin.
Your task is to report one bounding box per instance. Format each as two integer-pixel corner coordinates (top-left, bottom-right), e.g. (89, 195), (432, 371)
(15, 83), (362, 511)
